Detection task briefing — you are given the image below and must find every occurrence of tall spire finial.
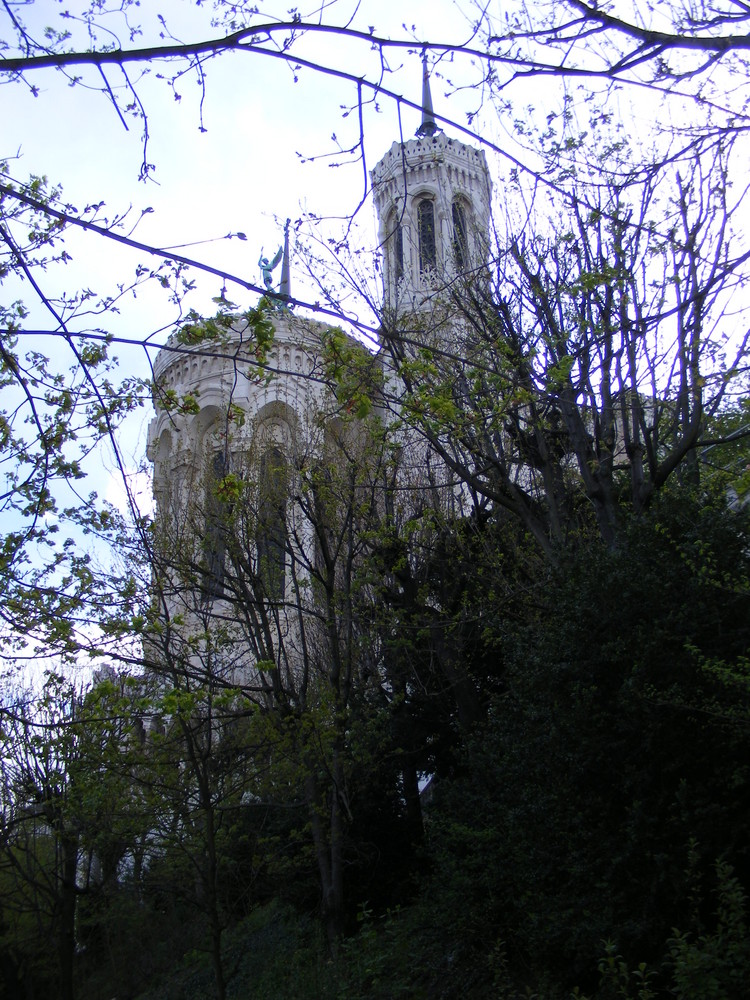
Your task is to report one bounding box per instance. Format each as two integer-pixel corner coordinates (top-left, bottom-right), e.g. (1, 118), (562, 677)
(416, 51), (440, 138)
(278, 218), (291, 305)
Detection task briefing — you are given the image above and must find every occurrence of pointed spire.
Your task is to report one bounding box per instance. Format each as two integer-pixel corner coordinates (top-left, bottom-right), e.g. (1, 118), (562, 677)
(416, 51), (440, 138)
(278, 218), (291, 303)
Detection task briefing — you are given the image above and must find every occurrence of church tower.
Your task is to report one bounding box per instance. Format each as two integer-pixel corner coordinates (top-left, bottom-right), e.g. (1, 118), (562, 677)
(371, 55), (492, 314)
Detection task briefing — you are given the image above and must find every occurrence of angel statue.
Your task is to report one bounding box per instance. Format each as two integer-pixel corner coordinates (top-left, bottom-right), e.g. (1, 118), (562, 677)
(258, 244), (283, 291)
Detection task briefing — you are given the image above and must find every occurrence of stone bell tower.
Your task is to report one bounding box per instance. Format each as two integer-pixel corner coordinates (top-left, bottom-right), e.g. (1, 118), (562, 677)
(371, 54), (492, 313)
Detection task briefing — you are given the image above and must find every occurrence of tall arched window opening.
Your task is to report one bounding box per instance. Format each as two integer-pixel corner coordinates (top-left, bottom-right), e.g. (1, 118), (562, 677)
(257, 447), (288, 601)
(418, 199), (436, 274)
(203, 450), (227, 599)
(452, 200), (469, 272)
(387, 209), (404, 285)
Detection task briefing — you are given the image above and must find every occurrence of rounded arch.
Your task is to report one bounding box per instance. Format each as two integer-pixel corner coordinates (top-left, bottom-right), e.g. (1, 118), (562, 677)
(193, 404), (225, 449)
(408, 182), (440, 203)
(155, 428), (173, 463)
(252, 400), (300, 456)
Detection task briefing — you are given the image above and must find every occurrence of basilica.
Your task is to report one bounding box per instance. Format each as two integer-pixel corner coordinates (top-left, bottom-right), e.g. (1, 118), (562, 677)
(145, 62), (492, 693)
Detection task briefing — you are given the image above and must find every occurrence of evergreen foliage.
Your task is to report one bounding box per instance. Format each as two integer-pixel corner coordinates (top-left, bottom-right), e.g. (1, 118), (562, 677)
(2, 487), (749, 998)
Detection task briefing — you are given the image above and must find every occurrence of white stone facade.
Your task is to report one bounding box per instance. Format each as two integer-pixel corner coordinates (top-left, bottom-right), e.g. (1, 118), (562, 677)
(148, 312), (330, 483)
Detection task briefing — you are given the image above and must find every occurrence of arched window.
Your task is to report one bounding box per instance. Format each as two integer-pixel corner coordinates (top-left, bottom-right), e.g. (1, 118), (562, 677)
(203, 450), (227, 599)
(387, 209), (404, 284)
(452, 199), (469, 271)
(417, 198), (436, 274)
(257, 447), (288, 601)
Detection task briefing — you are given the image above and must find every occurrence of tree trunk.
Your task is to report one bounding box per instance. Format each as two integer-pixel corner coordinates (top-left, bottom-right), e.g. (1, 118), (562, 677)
(305, 770), (344, 955)
(59, 830), (79, 1000)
